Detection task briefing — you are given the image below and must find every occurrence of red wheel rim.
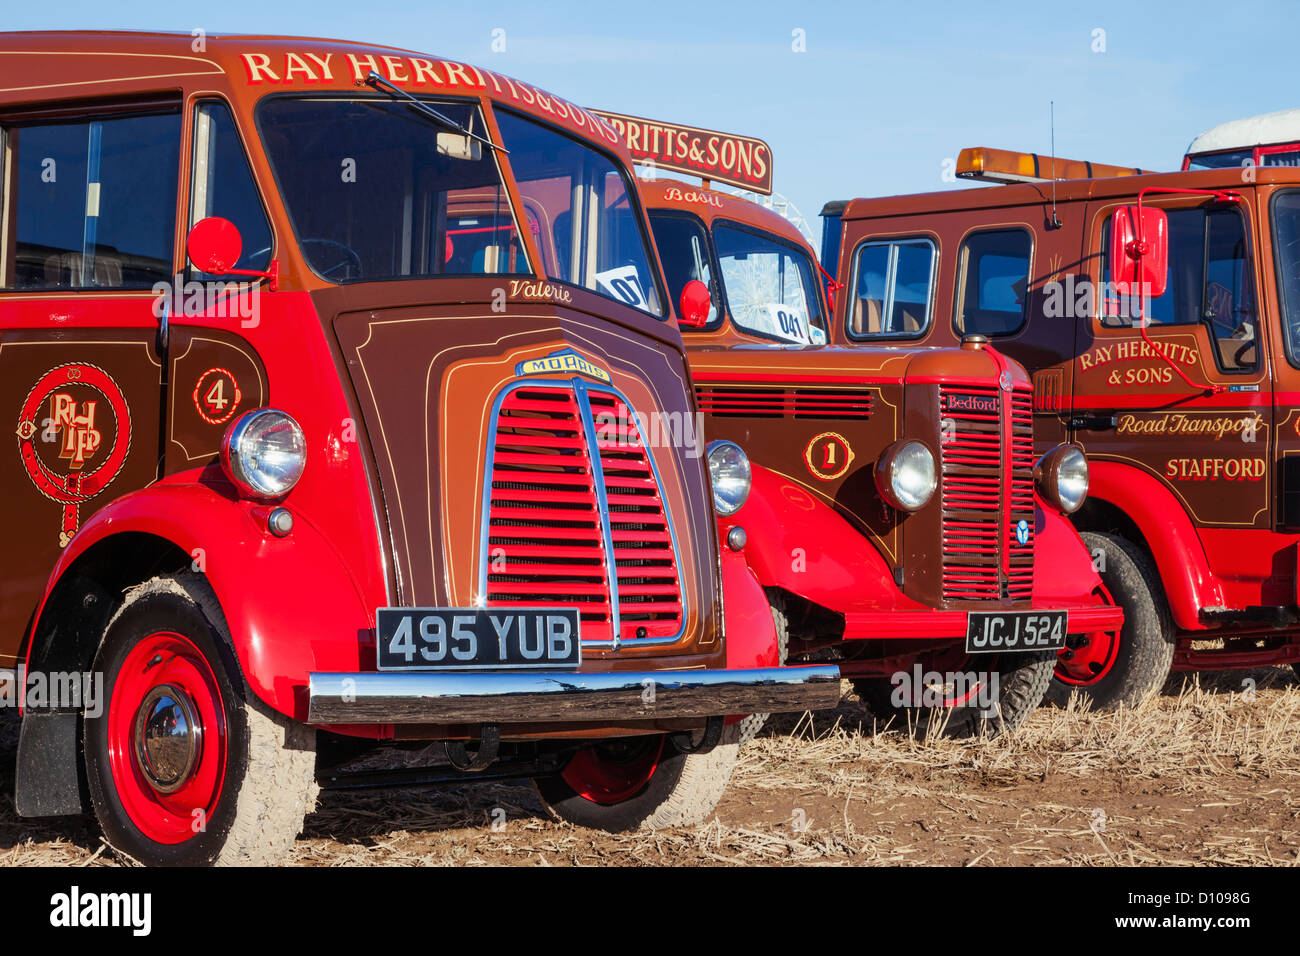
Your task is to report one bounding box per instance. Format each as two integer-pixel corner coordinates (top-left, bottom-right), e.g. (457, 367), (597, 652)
(560, 737), (665, 805)
(1055, 585), (1122, 686)
(106, 631), (228, 845)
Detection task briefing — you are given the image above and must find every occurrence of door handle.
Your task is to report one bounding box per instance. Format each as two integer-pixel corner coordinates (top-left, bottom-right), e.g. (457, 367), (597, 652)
(1069, 413), (1118, 431)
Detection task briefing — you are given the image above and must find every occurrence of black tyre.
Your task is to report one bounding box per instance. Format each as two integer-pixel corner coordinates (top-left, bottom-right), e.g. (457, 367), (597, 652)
(736, 594), (792, 745)
(535, 723), (740, 831)
(852, 648), (1055, 737)
(1045, 532), (1174, 711)
(83, 575), (317, 865)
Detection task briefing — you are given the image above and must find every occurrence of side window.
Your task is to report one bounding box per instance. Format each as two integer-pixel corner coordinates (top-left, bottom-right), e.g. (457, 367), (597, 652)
(1102, 207), (1257, 371)
(648, 212), (720, 327)
(4, 109), (181, 290)
(190, 101), (271, 275)
(848, 237), (936, 339)
(954, 229), (1031, 336)
(1204, 210), (1256, 370)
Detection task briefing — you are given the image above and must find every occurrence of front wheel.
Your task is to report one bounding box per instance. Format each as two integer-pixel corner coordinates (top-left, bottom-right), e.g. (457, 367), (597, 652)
(1045, 532), (1174, 711)
(535, 723), (740, 831)
(852, 646), (1055, 737)
(83, 575), (318, 865)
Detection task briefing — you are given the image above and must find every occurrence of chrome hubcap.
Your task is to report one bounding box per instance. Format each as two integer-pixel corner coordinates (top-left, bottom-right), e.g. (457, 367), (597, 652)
(132, 684), (202, 793)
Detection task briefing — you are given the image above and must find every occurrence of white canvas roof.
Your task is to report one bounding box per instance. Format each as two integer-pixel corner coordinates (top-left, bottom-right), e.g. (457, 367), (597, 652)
(1186, 108), (1300, 156)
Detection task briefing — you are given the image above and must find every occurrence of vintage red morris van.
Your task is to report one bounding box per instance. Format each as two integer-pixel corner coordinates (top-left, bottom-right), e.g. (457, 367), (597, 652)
(0, 32), (840, 865)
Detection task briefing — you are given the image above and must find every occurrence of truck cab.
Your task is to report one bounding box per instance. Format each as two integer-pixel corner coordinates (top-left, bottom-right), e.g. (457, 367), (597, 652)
(823, 144), (1300, 709)
(0, 32), (839, 865)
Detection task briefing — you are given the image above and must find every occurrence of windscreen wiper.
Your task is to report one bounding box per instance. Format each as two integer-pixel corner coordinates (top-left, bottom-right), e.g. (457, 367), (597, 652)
(364, 71), (506, 154)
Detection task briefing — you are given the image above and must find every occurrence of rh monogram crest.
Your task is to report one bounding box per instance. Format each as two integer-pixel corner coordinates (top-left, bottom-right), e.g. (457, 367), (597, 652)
(15, 363), (132, 547)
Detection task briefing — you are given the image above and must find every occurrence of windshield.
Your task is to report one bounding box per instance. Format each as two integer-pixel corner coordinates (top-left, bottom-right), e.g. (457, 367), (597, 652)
(1189, 146), (1300, 170)
(648, 212), (720, 326)
(1187, 149), (1255, 170)
(1273, 191), (1300, 365)
(493, 109), (662, 316)
(712, 221), (824, 343)
(258, 96), (526, 282)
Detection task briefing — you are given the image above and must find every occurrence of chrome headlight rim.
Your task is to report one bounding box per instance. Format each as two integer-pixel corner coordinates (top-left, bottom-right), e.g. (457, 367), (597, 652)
(706, 439), (751, 517)
(1036, 443), (1089, 514)
(874, 439), (937, 512)
(221, 408), (307, 500)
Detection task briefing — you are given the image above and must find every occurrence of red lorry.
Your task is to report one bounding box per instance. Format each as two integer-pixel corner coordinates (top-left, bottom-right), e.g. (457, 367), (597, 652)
(822, 142), (1300, 709)
(0, 32), (840, 865)
(601, 113), (1124, 734)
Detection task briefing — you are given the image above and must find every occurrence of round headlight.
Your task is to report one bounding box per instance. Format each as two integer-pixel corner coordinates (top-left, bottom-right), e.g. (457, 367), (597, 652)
(875, 440), (936, 512)
(1036, 444), (1089, 514)
(221, 409), (307, 499)
(707, 440), (751, 516)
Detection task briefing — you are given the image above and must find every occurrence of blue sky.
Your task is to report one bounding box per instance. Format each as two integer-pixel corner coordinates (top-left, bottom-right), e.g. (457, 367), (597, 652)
(7, 1), (1295, 244)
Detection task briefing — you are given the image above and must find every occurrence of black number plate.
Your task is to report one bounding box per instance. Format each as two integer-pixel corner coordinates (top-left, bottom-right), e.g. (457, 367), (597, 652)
(965, 610), (1068, 654)
(376, 608), (582, 671)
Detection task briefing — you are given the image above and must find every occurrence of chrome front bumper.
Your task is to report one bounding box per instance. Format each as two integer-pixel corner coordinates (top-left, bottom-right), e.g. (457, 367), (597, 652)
(306, 665), (841, 724)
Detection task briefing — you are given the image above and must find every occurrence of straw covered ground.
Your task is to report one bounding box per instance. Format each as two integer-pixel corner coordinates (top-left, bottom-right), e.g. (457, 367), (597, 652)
(1, 668), (1296, 866)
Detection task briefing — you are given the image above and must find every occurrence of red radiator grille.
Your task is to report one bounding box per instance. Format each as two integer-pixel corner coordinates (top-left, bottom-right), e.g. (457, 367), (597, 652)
(589, 392), (684, 639)
(1006, 388), (1036, 600)
(938, 384), (1035, 603)
(483, 385), (682, 644)
(695, 385), (872, 419)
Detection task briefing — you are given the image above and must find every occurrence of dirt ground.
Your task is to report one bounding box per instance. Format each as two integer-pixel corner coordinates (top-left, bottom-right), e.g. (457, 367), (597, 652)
(2, 667), (1297, 866)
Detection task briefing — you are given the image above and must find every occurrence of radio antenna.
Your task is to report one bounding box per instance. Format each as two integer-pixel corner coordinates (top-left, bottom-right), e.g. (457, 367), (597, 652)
(1049, 101), (1062, 228)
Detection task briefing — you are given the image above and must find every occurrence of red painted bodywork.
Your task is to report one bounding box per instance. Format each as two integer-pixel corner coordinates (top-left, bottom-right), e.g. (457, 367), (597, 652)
(728, 464), (1120, 639)
(718, 536), (780, 669)
(24, 287), (389, 720)
(1087, 461), (1221, 631)
(32, 475), (374, 721)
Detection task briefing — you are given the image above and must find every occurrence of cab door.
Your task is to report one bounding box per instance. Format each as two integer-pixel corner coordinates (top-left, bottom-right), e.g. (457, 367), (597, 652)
(162, 99), (272, 475)
(0, 100), (181, 664)
(1074, 196), (1274, 602)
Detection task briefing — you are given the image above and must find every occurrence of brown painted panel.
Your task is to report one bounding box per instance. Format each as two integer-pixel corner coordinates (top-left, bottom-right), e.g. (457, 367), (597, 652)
(0, 329), (162, 662)
(1075, 196), (1273, 531)
(165, 329), (268, 469)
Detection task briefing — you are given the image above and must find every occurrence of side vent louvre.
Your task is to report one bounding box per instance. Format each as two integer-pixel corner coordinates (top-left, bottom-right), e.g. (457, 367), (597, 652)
(695, 385), (872, 419)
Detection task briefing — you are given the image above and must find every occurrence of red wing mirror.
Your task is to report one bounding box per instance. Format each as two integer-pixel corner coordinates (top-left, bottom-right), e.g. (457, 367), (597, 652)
(186, 216), (280, 290)
(678, 279), (712, 328)
(187, 217), (242, 274)
(1110, 205), (1168, 300)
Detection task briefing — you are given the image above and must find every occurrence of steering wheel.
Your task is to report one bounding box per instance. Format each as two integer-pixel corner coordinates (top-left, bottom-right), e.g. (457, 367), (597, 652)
(248, 239), (363, 282)
(1232, 339), (1257, 367)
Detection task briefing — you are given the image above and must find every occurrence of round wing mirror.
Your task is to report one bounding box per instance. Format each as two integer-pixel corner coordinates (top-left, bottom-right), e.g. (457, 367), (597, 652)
(187, 217), (243, 275)
(678, 279), (712, 328)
